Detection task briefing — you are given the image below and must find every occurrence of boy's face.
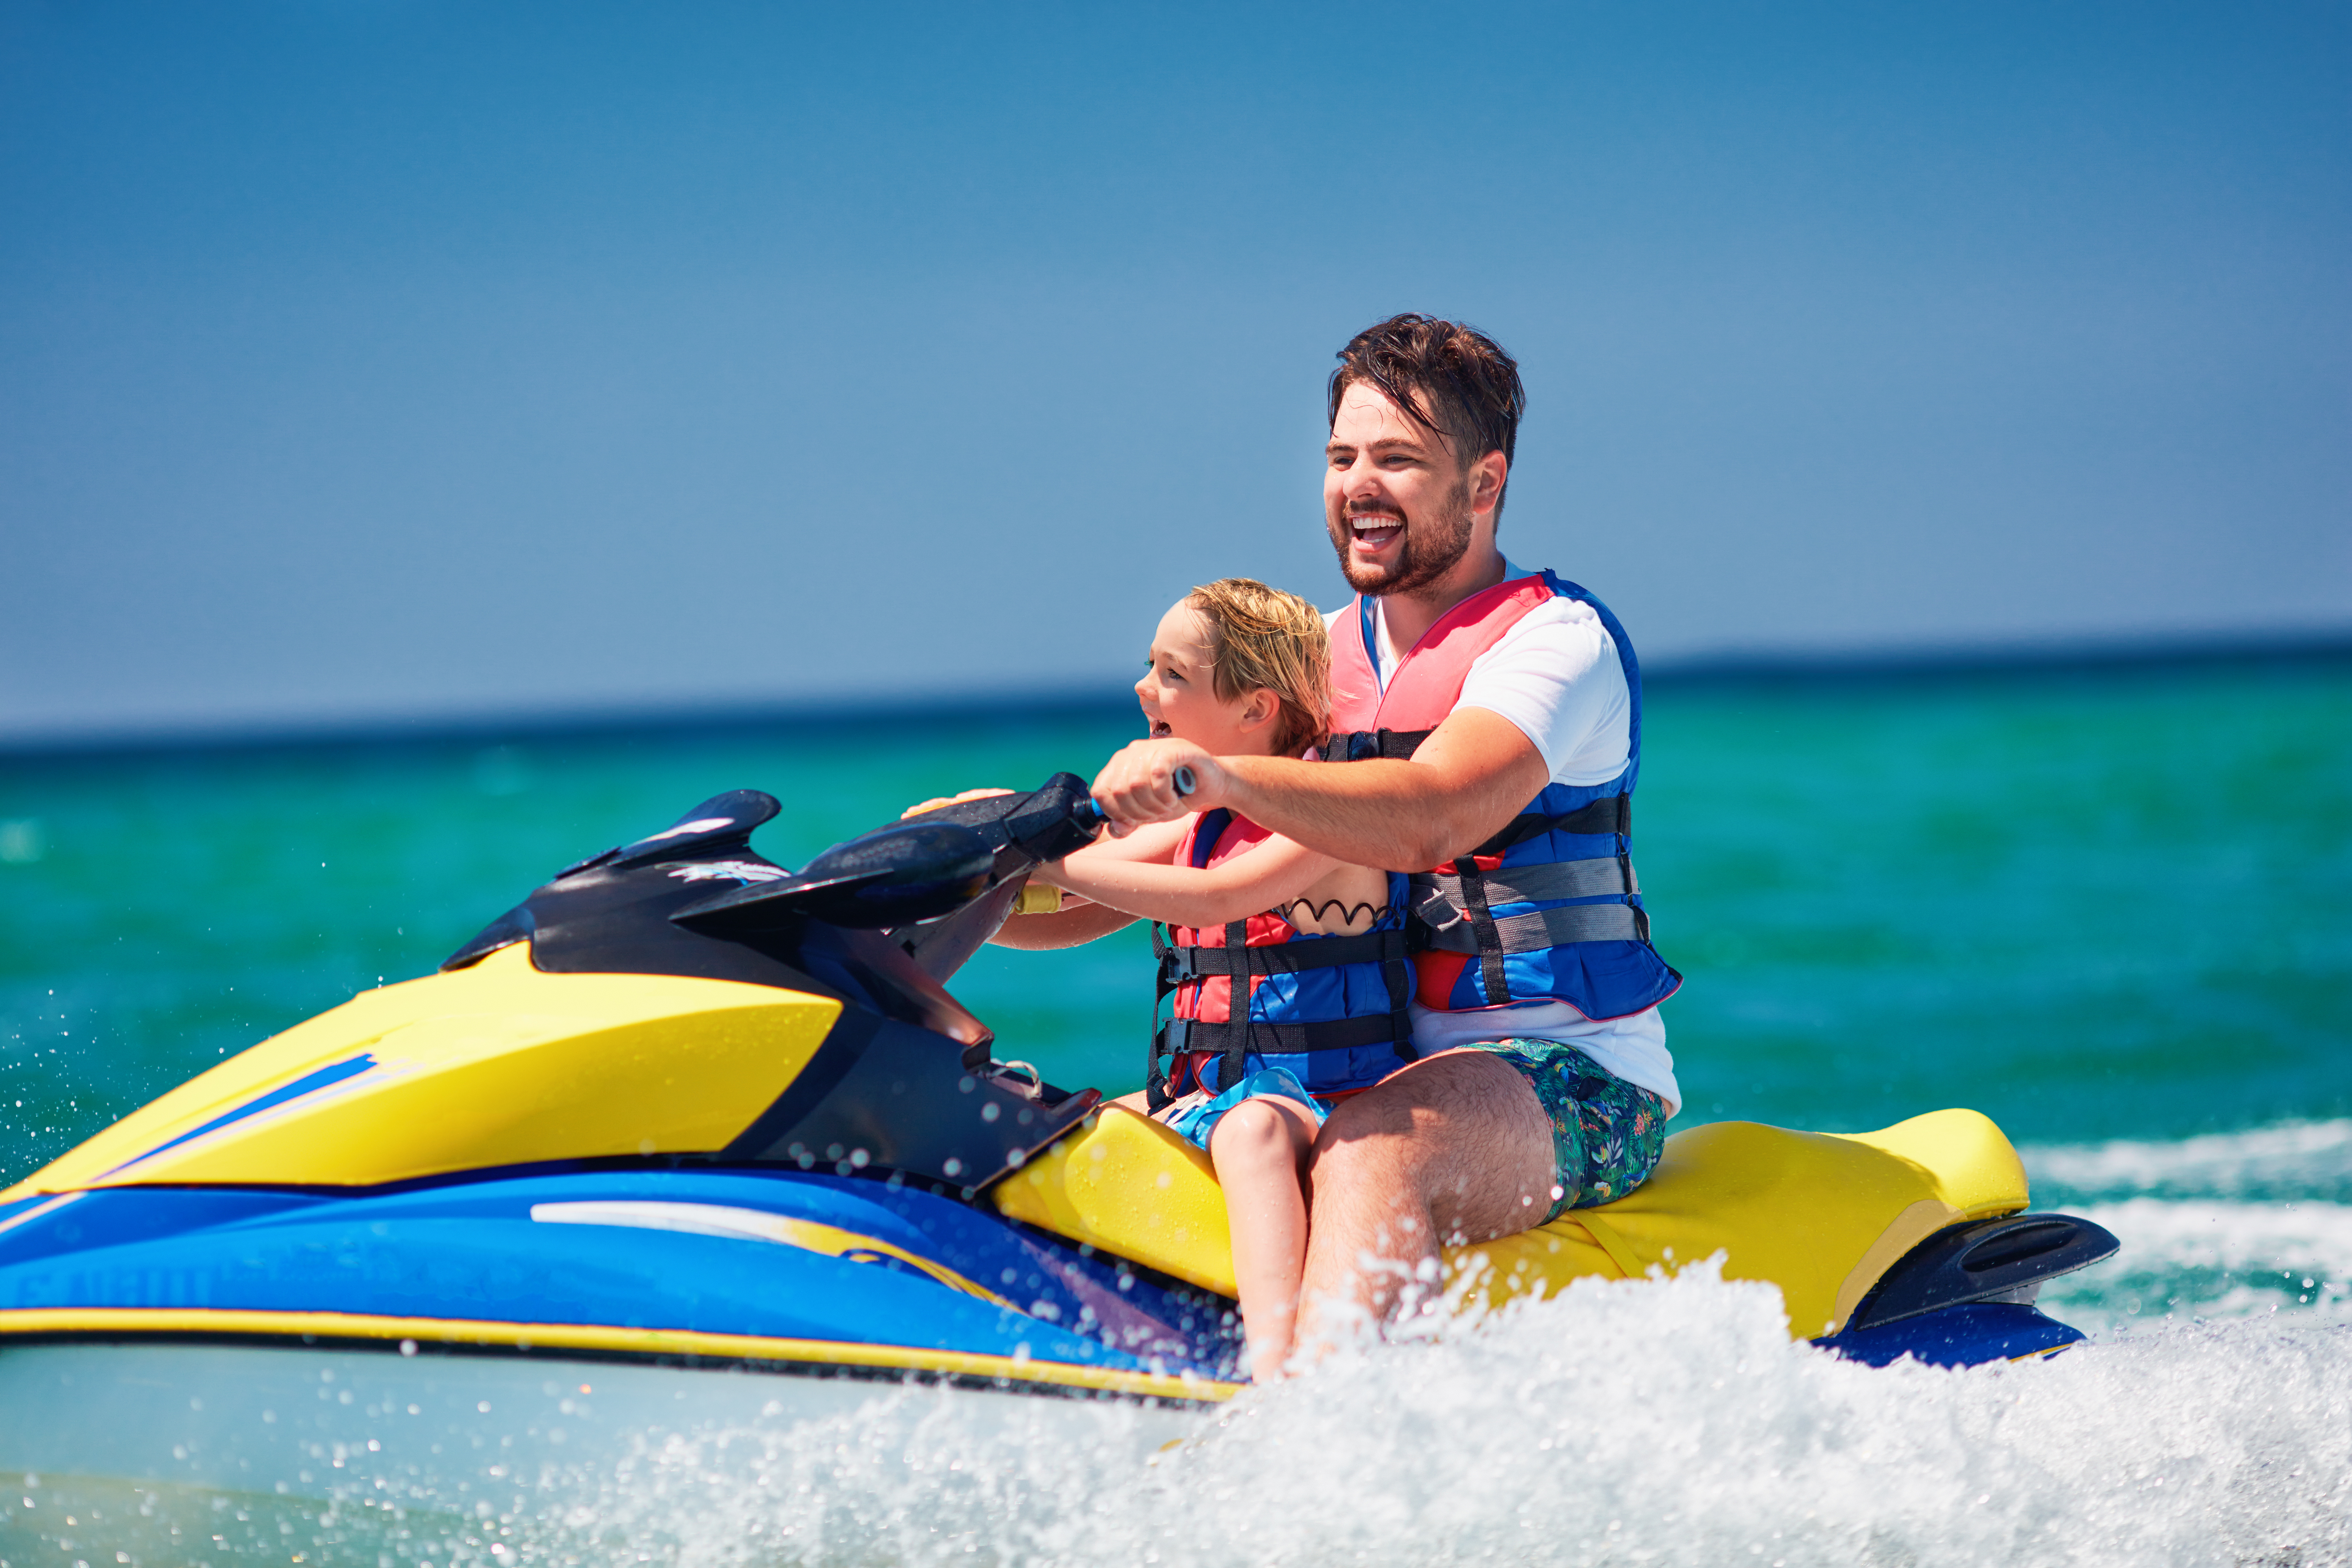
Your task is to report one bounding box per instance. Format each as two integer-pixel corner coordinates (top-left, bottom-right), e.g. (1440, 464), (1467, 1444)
(1135, 602), (1277, 756)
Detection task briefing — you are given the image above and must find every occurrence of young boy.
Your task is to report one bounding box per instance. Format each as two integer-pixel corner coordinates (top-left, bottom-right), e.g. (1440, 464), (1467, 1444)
(1002, 579), (1412, 1382)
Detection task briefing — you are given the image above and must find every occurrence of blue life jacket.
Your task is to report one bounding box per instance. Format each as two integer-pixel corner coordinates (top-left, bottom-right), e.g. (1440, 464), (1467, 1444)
(1145, 808), (1416, 1111)
(1321, 570), (1681, 1022)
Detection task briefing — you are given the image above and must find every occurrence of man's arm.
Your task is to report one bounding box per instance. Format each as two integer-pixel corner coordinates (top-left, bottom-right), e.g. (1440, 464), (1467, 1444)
(1086, 707), (1550, 871)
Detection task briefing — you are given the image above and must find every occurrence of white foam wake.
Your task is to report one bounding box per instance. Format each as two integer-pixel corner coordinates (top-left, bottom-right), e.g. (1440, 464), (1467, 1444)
(520, 1127), (2352, 1563)
(2024, 1118), (2352, 1205)
(20, 1124), (2349, 1563)
(531, 1262), (2352, 1568)
(2034, 1197), (2352, 1331)
(2019, 1121), (2352, 1332)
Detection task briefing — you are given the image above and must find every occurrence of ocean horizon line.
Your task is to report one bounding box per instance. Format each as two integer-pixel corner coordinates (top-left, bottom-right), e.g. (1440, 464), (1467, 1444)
(5, 625), (2347, 762)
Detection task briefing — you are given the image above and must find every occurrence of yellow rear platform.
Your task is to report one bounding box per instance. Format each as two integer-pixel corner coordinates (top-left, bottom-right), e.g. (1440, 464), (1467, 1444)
(993, 1105), (2029, 1338)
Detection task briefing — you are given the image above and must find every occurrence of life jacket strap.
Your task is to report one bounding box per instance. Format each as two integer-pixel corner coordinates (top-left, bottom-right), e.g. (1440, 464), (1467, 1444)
(1158, 1010), (1413, 1100)
(1411, 791), (1646, 1005)
(1414, 857), (1635, 909)
(1467, 793), (1630, 857)
(1147, 921), (1415, 1107)
(1441, 853), (1503, 1004)
(1145, 919), (1215, 1112)
(1156, 925), (1409, 982)
(1418, 851), (1642, 1007)
(1416, 899), (1647, 955)
(1318, 728), (1433, 763)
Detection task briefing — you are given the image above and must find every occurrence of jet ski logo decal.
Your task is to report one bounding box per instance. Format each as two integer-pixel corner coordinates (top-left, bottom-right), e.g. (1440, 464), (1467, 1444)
(668, 861), (792, 884)
(641, 817), (737, 843)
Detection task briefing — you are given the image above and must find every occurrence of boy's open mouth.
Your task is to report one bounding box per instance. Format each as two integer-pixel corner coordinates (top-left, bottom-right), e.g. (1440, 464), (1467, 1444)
(1149, 720), (1173, 738)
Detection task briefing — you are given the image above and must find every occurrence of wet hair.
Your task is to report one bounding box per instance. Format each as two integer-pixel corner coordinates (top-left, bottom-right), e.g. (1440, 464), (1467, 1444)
(1186, 578), (1331, 758)
(1328, 313), (1527, 521)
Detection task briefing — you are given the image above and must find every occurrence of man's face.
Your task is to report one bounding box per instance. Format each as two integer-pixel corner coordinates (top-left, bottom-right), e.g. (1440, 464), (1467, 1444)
(1323, 380), (1478, 597)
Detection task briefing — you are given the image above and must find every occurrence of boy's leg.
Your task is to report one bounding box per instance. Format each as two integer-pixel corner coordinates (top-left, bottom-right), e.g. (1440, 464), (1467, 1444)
(1207, 1095), (1321, 1383)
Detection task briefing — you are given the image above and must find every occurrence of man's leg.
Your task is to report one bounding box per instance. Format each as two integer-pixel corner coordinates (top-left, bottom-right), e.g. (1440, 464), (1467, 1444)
(1294, 1050), (1555, 1349)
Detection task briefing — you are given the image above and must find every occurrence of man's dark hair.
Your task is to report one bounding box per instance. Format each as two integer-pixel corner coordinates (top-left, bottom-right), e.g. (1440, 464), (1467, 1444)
(1328, 314), (1526, 518)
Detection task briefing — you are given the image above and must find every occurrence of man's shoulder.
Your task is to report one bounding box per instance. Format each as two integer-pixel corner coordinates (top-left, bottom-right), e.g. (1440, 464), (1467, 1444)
(1480, 590), (1613, 667)
(1517, 589), (1605, 631)
(1458, 585), (1625, 728)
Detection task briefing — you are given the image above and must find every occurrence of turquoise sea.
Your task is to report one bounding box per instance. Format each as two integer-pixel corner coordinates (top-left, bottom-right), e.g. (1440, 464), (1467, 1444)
(8, 653), (2346, 1170)
(2, 651), (2349, 1565)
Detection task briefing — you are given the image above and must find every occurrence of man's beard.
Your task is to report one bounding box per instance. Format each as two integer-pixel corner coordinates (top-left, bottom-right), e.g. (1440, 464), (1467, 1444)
(1328, 473), (1476, 598)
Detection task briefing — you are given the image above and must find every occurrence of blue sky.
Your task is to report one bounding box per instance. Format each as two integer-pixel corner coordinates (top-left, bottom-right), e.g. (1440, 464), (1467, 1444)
(3, 1), (2346, 741)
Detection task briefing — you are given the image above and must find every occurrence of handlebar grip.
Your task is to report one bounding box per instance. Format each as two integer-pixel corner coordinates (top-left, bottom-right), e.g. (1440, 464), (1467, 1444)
(1069, 765), (1197, 833)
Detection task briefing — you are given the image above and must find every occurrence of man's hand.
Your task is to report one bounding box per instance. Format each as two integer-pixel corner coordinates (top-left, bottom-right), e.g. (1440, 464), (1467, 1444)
(1087, 738), (1226, 835)
(1185, 709), (1549, 871)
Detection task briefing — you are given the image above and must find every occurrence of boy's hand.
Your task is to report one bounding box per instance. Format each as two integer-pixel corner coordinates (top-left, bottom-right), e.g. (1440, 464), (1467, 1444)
(1089, 739), (1225, 834)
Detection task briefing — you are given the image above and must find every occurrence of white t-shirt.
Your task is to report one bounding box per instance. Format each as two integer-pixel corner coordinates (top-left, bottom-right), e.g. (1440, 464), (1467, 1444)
(1328, 564), (1681, 1114)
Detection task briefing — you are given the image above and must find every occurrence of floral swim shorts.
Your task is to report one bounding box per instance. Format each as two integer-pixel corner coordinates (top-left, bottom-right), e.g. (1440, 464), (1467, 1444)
(1461, 1039), (1670, 1223)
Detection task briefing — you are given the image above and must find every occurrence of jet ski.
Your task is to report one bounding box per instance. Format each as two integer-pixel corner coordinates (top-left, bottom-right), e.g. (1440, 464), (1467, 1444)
(0, 775), (2116, 1542)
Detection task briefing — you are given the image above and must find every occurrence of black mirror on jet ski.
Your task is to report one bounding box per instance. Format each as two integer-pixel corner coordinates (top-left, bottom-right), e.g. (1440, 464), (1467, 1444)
(673, 767), (1194, 960)
(671, 770), (1124, 937)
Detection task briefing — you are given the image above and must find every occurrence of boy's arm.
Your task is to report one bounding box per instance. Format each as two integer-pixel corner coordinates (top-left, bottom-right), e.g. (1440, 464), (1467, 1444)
(1036, 833), (1345, 929)
(989, 902), (1139, 949)
(1061, 815), (1192, 867)
(984, 815), (1187, 948)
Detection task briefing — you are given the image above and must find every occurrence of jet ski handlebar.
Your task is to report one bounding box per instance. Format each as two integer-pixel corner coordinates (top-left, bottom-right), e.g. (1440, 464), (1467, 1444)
(1064, 764), (1195, 835)
(669, 767), (1196, 938)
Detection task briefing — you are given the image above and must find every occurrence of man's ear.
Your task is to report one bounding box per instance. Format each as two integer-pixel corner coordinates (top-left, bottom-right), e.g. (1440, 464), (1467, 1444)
(1469, 449), (1509, 519)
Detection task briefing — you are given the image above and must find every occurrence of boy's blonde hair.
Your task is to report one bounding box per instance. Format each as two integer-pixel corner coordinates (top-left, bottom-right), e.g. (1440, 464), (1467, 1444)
(1187, 578), (1330, 758)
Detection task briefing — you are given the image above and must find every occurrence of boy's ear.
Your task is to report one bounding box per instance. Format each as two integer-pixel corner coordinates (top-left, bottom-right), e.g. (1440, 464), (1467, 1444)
(1237, 689), (1278, 733)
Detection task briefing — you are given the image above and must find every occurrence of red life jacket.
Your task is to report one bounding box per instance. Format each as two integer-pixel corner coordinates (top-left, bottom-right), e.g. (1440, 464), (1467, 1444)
(1146, 808), (1415, 1111)
(1323, 570), (1681, 1021)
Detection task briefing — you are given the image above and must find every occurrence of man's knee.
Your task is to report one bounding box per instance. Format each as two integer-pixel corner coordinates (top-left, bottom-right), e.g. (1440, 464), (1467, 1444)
(1306, 1086), (1429, 1206)
(1311, 1082), (1413, 1157)
(1312, 1052), (1528, 1155)
(1308, 1053), (1555, 1228)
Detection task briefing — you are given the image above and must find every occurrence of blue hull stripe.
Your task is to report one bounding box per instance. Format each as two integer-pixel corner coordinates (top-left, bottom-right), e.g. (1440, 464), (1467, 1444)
(0, 1169), (1236, 1379)
(100, 1053), (380, 1178)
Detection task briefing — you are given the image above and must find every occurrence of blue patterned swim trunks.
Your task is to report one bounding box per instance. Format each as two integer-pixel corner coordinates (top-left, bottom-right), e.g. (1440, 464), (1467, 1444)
(1458, 1039), (1670, 1222)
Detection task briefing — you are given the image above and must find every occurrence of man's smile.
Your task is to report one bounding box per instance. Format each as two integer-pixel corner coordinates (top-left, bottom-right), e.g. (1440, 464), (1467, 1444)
(1349, 511), (1404, 550)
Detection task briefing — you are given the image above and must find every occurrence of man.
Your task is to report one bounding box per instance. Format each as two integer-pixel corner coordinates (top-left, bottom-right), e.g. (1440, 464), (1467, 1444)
(1087, 313), (1681, 1348)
